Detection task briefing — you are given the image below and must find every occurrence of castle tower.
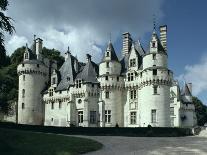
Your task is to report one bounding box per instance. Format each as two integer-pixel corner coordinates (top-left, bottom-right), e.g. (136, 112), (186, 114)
(17, 38), (49, 125)
(98, 41), (124, 127)
(138, 28), (172, 127)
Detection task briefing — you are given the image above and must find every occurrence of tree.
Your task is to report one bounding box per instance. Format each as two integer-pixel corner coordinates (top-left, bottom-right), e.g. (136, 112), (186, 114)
(0, 0), (15, 68)
(192, 97), (207, 126)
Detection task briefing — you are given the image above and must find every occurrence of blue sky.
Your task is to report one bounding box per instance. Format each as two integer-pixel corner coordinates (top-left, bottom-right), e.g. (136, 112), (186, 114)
(5, 0), (207, 104)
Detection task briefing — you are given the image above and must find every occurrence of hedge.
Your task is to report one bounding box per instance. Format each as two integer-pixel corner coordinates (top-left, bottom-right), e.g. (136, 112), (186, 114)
(0, 122), (192, 137)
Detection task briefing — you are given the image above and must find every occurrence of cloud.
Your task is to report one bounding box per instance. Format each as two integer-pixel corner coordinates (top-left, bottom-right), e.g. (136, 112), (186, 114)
(5, 0), (164, 62)
(177, 53), (207, 97)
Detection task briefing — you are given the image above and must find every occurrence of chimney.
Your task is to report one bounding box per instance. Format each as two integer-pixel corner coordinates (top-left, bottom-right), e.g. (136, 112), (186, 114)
(187, 83), (192, 95)
(122, 32), (132, 57)
(159, 25), (167, 51)
(86, 54), (92, 62)
(35, 38), (43, 55)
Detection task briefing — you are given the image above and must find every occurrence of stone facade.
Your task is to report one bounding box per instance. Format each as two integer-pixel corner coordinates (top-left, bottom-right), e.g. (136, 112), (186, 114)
(17, 25), (197, 127)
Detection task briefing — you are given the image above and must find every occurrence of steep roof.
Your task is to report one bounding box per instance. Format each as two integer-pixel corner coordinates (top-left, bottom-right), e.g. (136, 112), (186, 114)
(134, 40), (145, 56)
(181, 84), (192, 96)
(76, 58), (99, 83)
(56, 52), (76, 91)
(102, 42), (119, 62)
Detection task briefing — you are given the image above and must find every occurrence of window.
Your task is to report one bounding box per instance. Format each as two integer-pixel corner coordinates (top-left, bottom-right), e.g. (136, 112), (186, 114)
(25, 53), (29, 59)
(106, 62), (109, 68)
(151, 109), (156, 123)
(90, 111), (96, 124)
(131, 73), (134, 81)
(49, 89), (53, 97)
(153, 69), (157, 75)
(37, 64), (39, 68)
(130, 112), (136, 124)
(105, 110), (111, 123)
(170, 117), (174, 127)
(59, 101), (62, 109)
(23, 75), (25, 81)
(153, 86), (158, 94)
(22, 64), (24, 67)
(130, 59), (136, 67)
(117, 77), (119, 81)
(106, 52), (109, 57)
(78, 111), (83, 123)
(170, 107), (174, 115)
(59, 91), (62, 94)
(105, 76), (108, 80)
(67, 77), (70, 81)
(140, 72), (142, 78)
(130, 90), (137, 99)
(153, 54), (156, 60)
(128, 73), (130, 81)
(22, 89), (25, 98)
(22, 103), (25, 109)
(51, 118), (54, 122)
(105, 91), (109, 98)
(76, 80), (82, 88)
(51, 102), (54, 110)
(52, 77), (56, 84)
(92, 84), (94, 88)
(128, 73), (134, 81)
(106, 72), (109, 74)
(152, 42), (156, 48)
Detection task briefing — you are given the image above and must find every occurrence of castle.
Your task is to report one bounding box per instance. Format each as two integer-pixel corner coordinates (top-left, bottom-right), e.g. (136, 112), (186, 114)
(17, 25), (197, 127)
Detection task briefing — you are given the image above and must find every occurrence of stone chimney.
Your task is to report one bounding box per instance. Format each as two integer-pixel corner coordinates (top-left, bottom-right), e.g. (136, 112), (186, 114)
(122, 32), (132, 57)
(159, 25), (167, 51)
(35, 38), (43, 60)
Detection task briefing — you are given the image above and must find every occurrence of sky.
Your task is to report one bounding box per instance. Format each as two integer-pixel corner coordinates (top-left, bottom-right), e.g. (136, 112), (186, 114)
(4, 0), (207, 105)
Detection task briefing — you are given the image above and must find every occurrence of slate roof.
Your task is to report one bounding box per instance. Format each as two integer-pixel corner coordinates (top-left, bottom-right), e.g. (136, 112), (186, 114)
(181, 84), (192, 96)
(76, 59), (99, 83)
(102, 42), (119, 62)
(134, 40), (145, 56)
(56, 53), (76, 91)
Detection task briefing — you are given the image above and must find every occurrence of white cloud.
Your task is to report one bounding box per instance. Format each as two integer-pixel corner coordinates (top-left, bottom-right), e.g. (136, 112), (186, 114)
(5, 0), (165, 62)
(5, 35), (29, 55)
(177, 53), (207, 96)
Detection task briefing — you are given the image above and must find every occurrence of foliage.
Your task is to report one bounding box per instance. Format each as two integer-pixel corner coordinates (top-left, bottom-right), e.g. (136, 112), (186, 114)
(42, 47), (64, 69)
(0, 127), (102, 155)
(0, 0), (15, 68)
(192, 96), (207, 126)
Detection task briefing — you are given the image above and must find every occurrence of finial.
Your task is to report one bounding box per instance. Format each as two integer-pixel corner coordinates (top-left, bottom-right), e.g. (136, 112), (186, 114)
(34, 34), (36, 41)
(67, 46), (70, 52)
(109, 32), (112, 43)
(153, 14), (156, 31)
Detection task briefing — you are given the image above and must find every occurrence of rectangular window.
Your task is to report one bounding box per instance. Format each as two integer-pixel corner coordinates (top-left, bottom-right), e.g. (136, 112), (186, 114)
(130, 112), (136, 124)
(52, 77), (56, 84)
(130, 90), (137, 99)
(170, 107), (174, 115)
(130, 73), (134, 81)
(90, 111), (96, 124)
(59, 101), (62, 109)
(128, 73), (130, 81)
(105, 76), (108, 80)
(106, 62), (109, 68)
(117, 76), (119, 81)
(23, 75), (25, 81)
(153, 86), (158, 94)
(130, 59), (136, 67)
(105, 91), (109, 99)
(49, 89), (53, 97)
(152, 54), (156, 60)
(22, 103), (25, 109)
(105, 110), (111, 123)
(151, 109), (156, 123)
(153, 69), (157, 75)
(78, 80), (81, 88)
(51, 102), (54, 110)
(78, 111), (83, 123)
(22, 89), (25, 98)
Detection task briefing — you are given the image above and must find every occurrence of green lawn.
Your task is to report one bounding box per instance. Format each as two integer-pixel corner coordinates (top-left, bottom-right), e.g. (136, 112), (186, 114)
(0, 128), (102, 155)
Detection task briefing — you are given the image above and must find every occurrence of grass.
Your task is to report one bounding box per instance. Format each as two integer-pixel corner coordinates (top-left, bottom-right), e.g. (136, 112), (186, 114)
(0, 128), (102, 155)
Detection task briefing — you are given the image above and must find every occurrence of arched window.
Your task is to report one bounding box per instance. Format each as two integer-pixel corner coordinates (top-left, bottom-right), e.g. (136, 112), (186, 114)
(22, 89), (25, 98)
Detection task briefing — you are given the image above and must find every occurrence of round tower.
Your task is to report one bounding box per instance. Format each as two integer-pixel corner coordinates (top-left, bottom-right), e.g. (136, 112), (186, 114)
(17, 39), (49, 125)
(138, 29), (172, 127)
(98, 41), (124, 127)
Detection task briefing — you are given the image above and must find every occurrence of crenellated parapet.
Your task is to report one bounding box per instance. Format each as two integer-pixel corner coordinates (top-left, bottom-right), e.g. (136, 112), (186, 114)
(44, 96), (70, 104)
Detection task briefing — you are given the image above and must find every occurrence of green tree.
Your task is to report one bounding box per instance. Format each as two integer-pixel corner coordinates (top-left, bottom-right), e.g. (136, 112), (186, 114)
(192, 96), (207, 126)
(0, 0), (15, 68)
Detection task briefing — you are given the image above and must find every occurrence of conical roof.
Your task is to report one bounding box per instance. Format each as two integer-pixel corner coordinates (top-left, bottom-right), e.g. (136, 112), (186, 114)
(102, 41), (119, 62)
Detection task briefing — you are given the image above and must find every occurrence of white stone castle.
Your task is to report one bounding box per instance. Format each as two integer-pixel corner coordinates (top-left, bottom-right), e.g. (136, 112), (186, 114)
(17, 25), (197, 127)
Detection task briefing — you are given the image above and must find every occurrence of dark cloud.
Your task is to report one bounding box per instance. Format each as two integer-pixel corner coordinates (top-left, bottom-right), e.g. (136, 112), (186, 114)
(6, 0), (164, 62)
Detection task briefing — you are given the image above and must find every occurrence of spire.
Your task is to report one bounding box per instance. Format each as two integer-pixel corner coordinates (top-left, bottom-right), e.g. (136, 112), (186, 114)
(65, 46), (71, 61)
(153, 14), (156, 31)
(102, 41), (119, 62)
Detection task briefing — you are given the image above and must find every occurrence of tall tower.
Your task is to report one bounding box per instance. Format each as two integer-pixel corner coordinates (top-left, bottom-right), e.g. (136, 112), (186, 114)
(17, 38), (49, 125)
(138, 28), (172, 127)
(98, 41), (124, 127)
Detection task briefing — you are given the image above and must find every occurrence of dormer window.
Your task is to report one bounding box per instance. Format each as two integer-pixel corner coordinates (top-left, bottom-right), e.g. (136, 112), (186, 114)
(49, 89), (54, 97)
(152, 42), (156, 48)
(25, 53), (29, 60)
(76, 80), (82, 88)
(130, 59), (136, 67)
(106, 52), (109, 57)
(52, 77), (56, 84)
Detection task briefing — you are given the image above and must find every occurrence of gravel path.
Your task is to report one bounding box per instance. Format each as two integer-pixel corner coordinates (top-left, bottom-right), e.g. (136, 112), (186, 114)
(81, 135), (207, 155)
